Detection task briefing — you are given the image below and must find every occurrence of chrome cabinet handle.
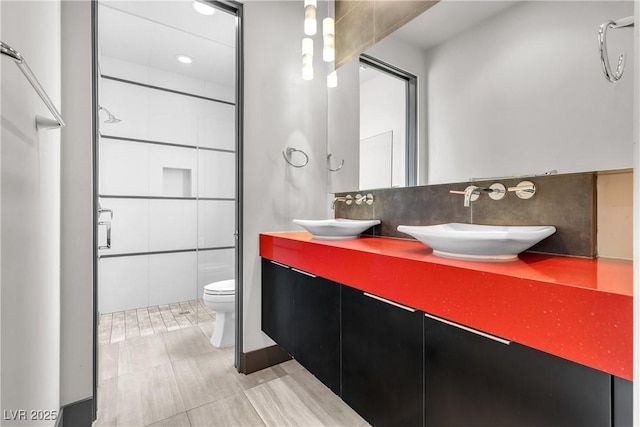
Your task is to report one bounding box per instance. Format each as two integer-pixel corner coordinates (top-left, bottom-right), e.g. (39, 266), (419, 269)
(364, 292), (416, 312)
(425, 313), (511, 345)
(291, 268), (316, 278)
(269, 260), (290, 269)
(98, 208), (113, 250)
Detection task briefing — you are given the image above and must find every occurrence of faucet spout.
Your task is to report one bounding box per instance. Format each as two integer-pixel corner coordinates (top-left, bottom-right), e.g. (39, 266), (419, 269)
(332, 194), (353, 209)
(463, 186), (480, 207)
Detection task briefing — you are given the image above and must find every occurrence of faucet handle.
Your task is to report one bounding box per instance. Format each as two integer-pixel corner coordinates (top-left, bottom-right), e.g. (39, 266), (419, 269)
(508, 181), (536, 199)
(355, 193), (374, 205)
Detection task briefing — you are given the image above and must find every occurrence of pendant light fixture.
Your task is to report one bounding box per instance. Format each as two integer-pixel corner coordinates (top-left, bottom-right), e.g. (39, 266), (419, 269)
(322, 17), (335, 62)
(304, 0), (317, 36)
(302, 37), (314, 80)
(327, 70), (338, 88)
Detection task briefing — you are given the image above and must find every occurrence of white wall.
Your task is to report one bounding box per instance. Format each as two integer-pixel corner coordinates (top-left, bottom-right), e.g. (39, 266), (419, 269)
(243, 0), (329, 353)
(60, 0), (93, 407)
(1, 1), (62, 424)
(424, 1), (634, 184)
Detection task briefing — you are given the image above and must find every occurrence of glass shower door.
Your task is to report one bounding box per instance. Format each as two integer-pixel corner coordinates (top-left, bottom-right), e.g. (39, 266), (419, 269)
(96, 0), (237, 340)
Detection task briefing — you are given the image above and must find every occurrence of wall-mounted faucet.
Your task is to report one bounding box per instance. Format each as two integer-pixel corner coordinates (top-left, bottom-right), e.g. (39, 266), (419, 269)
(332, 194), (353, 209)
(450, 183), (506, 207)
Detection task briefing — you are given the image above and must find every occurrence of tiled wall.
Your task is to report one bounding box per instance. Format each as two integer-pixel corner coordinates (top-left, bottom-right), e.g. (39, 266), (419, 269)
(335, 0), (438, 68)
(335, 172), (602, 257)
(597, 170), (633, 259)
(98, 54), (236, 313)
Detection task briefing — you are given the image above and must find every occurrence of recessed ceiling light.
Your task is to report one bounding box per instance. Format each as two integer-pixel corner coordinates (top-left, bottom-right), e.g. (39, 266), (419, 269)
(192, 0), (216, 15)
(176, 54), (193, 64)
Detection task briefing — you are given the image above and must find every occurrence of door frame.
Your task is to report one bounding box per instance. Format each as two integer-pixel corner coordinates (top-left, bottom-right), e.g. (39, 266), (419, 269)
(91, 0), (245, 419)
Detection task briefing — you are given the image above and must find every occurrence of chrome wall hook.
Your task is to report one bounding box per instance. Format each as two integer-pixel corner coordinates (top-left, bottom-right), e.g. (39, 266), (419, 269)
(282, 147), (309, 168)
(598, 16), (634, 83)
(327, 153), (344, 172)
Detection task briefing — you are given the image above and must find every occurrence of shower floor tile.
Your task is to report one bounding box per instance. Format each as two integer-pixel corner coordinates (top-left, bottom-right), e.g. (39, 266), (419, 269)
(99, 299), (215, 344)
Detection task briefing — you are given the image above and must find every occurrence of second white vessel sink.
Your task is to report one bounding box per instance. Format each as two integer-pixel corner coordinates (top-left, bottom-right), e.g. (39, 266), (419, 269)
(397, 223), (556, 261)
(293, 219), (381, 240)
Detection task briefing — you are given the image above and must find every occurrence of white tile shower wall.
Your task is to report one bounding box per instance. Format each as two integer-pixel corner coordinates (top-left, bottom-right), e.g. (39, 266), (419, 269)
(198, 151), (236, 199)
(99, 138), (150, 196)
(100, 250), (226, 313)
(98, 198), (150, 255)
(148, 145), (198, 196)
(100, 138), (203, 197)
(100, 256), (150, 313)
(100, 78), (150, 141)
(98, 198), (198, 255)
(100, 55), (235, 103)
(198, 200), (236, 248)
(148, 252), (198, 307)
(198, 112), (235, 151)
(100, 77), (235, 149)
(148, 199), (198, 251)
(197, 249), (235, 297)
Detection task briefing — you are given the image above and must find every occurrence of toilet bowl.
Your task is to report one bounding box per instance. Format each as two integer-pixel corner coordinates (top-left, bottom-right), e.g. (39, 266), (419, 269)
(202, 279), (235, 348)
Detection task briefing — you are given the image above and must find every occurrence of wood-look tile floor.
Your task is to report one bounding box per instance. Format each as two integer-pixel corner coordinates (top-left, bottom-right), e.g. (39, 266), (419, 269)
(99, 300), (215, 345)
(96, 313), (369, 427)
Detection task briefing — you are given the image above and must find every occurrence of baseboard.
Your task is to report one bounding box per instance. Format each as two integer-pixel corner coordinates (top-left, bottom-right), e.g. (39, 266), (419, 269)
(56, 397), (93, 427)
(241, 345), (292, 374)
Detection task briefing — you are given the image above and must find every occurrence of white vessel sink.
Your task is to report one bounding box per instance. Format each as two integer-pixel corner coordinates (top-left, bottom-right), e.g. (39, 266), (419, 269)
(293, 219), (381, 240)
(397, 223), (556, 261)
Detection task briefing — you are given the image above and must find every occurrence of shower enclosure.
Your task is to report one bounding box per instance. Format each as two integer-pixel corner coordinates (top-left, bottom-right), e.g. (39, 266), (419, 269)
(95, 0), (239, 337)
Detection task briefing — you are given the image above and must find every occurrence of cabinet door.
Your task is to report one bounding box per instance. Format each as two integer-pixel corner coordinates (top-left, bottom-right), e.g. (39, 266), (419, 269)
(424, 314), (611, 427)
(261, 259), (295, 352)
(342, 285), (424, 427)
(613, 376), (632, 427)
(261, 259), (341, 395)
(291, 270), (341, 395)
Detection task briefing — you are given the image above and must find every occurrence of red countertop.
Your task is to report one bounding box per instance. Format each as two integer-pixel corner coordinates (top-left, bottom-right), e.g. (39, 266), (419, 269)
(259, 231), (633, 381)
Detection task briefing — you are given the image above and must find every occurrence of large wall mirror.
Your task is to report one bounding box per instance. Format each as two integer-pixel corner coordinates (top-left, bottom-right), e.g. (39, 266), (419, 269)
(327, 1), (634, 193)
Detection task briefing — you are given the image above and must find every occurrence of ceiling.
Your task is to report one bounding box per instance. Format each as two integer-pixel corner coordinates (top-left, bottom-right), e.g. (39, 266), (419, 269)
(393, 0), (518, 51)
(98, 0), (236, 87)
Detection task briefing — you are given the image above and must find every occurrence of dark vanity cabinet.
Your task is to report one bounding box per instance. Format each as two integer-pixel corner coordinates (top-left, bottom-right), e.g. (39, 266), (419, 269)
(262, 257), (632, 427)
(424, 314), (613, 427)
(261, 259), (341, 394)
(341, 285), (424, 427)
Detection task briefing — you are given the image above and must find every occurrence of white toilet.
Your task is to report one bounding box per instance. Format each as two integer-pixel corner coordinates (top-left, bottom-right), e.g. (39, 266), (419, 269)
(202, 279), (235, 348)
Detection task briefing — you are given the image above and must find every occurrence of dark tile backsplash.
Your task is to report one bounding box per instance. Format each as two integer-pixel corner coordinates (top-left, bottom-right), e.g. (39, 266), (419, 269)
(335, 172), (596, 257)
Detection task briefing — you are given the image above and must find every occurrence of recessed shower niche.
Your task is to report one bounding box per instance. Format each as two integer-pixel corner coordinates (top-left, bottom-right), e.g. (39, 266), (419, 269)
(163, 167), (193, 197)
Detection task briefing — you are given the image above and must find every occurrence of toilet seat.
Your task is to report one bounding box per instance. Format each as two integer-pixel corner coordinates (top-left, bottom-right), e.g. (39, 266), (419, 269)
(204, 279), (235, 296)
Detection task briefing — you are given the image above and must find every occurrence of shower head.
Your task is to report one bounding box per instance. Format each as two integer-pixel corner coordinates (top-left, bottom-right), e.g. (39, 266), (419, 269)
(99, 106), (122, 124)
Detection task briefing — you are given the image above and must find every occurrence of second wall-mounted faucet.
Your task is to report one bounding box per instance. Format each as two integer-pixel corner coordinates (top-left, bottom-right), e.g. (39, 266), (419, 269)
(332, 193), (374, 209)
(450, 181), (536, 207)
(450, 184), (506, 207)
